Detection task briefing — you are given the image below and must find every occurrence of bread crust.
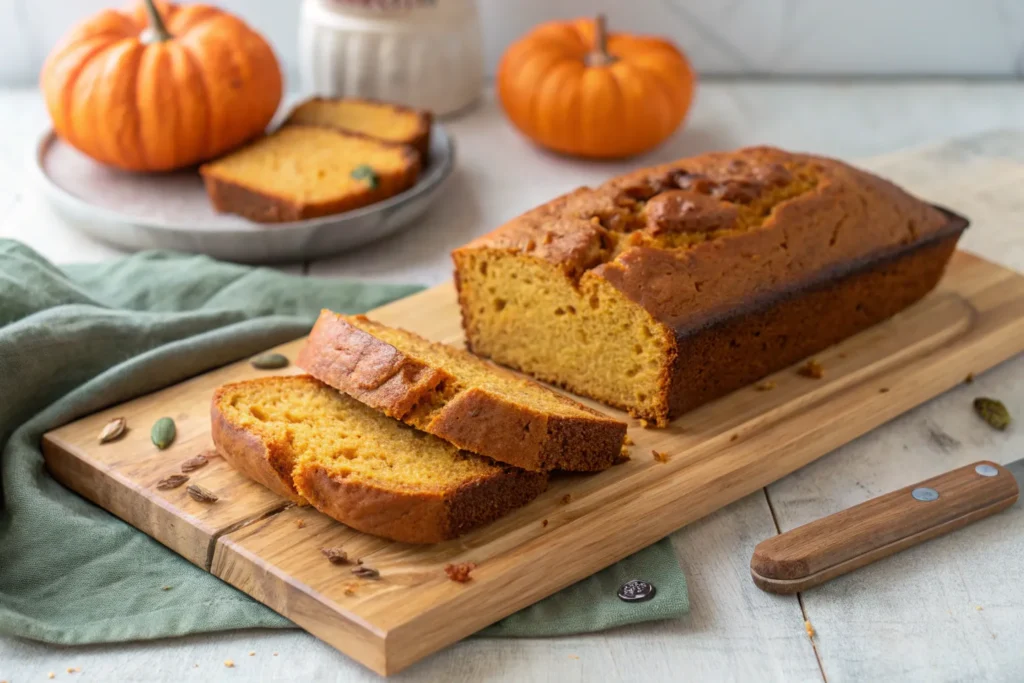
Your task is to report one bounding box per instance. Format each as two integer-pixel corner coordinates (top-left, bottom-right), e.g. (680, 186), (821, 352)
(284, 97), (433, 163)
(294, 460), (546, 544)
(199, 127), (421, 224)
(211, 385), (307, 505)
(297, 311), (627, 472)
(453, 146), (968, 423)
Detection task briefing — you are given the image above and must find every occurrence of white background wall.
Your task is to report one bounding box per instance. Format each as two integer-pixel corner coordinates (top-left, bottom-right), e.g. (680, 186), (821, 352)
(4, 0), (1024, 86)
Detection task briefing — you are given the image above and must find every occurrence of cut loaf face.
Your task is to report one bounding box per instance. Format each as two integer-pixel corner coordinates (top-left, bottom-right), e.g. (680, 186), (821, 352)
(296, 312), (627, 472)
(199, 125), (419, 223)
(453, 146), (965, 425)
(285, 97), (432, 162)
(211, 375), (546, 543)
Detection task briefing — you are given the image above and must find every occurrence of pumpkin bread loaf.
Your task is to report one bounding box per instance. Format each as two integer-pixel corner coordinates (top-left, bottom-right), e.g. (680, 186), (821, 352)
(211, 375), (546, 543)
(297, 311), (627, 472)
(286, 97), (432, 163)
(200, 125), (419, 223)
(453, 145), (967, 425)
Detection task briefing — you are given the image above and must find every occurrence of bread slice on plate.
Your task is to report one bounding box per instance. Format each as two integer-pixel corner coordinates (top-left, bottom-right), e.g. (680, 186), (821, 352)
(199, 125), (420, 223)
(296, 311), (628, 472)
(211, 375), (546, 543)
(285, 97), (432, 162)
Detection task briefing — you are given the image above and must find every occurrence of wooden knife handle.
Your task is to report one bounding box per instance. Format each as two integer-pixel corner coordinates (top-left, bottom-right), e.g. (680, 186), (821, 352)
(751, 460), (1019, 594)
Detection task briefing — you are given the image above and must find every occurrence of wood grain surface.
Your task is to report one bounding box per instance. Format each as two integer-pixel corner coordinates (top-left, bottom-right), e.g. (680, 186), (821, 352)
(751, 460), (1020, 593)
(41, 249), (1024, 676)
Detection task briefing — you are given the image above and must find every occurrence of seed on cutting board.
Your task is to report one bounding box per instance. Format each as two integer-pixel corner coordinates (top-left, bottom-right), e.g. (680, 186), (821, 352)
(151, 417), (176, 449)
(250, 352), (289, 370)
(98, 417), (127, 443)
(156, 474), (189, 490)
(321, 547), (349, 564)
(973, 397), (1011, 431)
(798, 359), (824, 379)
(186, 484), (218, 503)
(351, 565), (380, 579)
(754, 380), (776, 391)
(180, 454), (209, 472)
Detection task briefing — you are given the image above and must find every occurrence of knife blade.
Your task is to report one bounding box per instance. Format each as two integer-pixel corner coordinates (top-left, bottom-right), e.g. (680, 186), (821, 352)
(751, 459), (1022, 594)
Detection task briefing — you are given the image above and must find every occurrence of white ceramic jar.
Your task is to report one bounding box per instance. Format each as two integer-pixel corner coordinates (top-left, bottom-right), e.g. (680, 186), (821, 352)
(298, 0), (484, 116)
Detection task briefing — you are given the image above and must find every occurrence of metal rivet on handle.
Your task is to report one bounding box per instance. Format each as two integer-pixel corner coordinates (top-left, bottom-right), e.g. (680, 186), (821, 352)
(618, 579), (656, 603)
(912, 487), (939, 502)
(975, 464), (999, 477)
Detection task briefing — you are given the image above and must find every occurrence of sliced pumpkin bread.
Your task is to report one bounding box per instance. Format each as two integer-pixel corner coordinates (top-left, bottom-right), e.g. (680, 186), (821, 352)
(200, 125), (420, 223)
(296, 311), (628, 472)
(211, 375), (546, 543)
(285, 97), (432, 162)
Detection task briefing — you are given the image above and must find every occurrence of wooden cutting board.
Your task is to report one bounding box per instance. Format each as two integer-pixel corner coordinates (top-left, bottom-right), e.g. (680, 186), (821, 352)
(41, 250), (1024, 676)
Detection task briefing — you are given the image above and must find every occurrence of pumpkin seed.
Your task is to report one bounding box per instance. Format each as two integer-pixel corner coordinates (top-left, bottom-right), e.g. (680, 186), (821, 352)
(321, 547), (349, 565)
(351, 565), (380, 579)
(180, 454), (209, 473)
(351, 164), (379, 190)
(99, 417), (127, 444)
(250, 353), (289, 370)
(151, 417), (176, 449)
(973, 397), (1011, 431)
(156, 474), (189, 490)
(186, 484), (218, 503)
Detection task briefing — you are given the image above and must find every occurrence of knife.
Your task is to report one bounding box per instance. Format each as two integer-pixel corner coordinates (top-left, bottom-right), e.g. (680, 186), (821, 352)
(750, 459), (1022, 594)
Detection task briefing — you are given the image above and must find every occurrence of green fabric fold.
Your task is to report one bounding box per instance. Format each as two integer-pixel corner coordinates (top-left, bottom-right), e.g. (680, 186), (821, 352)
(0, 239), (687, 646)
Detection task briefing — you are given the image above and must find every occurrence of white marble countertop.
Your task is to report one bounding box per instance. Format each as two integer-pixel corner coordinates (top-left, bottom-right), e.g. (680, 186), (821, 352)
(2, 80), (1024, 682)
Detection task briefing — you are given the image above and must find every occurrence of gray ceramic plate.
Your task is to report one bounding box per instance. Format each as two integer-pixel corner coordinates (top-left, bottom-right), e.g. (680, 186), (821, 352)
(34, 123), (455, 264)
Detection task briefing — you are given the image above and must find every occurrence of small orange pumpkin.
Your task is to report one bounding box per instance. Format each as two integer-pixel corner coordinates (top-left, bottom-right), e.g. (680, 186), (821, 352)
(498, 15), (695, 159)
(41, 0), (282, 172)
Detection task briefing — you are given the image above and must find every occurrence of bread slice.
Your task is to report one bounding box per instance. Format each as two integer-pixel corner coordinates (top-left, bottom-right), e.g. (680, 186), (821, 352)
(211, 375), (546, 543)
(296, 311), (628, 472)
(285, 97), (432, 163)
(200, 125), (420, 223)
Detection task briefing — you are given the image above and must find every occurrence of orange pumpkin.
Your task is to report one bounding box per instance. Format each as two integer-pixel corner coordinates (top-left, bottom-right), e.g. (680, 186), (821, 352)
(498, 16), (695, 159)
(41, 0), (282, 172)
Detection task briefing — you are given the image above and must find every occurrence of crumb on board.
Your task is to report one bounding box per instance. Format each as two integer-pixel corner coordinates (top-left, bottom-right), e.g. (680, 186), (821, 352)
(568, 654), (580, 660)
(623, 434), (634, 446)
(224, 659), (235, 668)
(248, 651), (256, 656)
(639, 418), (650, 429)
(295, 519), (306, 529)
(444, 562), (478, 583)
(965, 372), (975, 384)
(273, 652), (279, 657)
(560, 493), (572, 505)
(66, 667), (81, 673)
(344, 583), (358, 596)
(161, 585), (172, 591)
(976, 606), (984, 611)
(754, 380), (776, 391)
(48, 674), (55, 680)
(804, 619), (815, 638)
(798, 359), (824, 379)
(652, 449), (670, 463)
(879, 387), (890, 393)
(730, 433), (739, 442)
(542, 519), (549, 527)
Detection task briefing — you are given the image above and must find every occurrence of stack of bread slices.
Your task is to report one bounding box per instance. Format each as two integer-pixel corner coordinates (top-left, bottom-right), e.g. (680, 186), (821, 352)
(211, 311), (628, 543)
(200, 98), (432, 223)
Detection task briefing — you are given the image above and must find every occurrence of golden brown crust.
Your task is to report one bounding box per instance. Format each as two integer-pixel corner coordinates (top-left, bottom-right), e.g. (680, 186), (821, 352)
(454, 146), (949, 329)
(210, 386), (307, 505)
(297, 311), (627, 471)
(293, 461), (546, 544)
(284, 97), (433, 163)
(199, 129), (421, 224)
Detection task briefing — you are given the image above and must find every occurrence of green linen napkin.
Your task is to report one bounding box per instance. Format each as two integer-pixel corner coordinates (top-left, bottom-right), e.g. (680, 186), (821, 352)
(0, 239), (688, 646)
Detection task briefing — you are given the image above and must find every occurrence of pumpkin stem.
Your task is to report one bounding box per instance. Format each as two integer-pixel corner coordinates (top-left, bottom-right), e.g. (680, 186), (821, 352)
(141, 0), (172, 43)
(586, 14), (617, 67)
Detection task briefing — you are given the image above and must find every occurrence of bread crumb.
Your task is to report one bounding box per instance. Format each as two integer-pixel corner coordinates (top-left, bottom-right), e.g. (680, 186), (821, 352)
(344, 583), (357, 596)
(295, 519), (306, 529)
(976, 606), (984, 611)
(623, 434), (634, 446)
(66, 667), (81, 673)
(48, 674), (55, 680)
(639, 418), (650, 429)
(651, 450), (669, 463)
(568, 654), (580, 660)
(161, 585), (172, 591)
(224, 659), (235, 668)
(559, 493), (572, 505)
(754, 380), (776, 391)
(730, 433), (738, 442)
(542, 519), (549, 527)
(804, 619), (815, 638)
(444, 562), (477, 583)
(965, 372), (975, 384)
(248, 651), (256, 656)
(798, 359), (824, 379)
(879, 387), (890, 393)
(273, 652), (279, 657)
